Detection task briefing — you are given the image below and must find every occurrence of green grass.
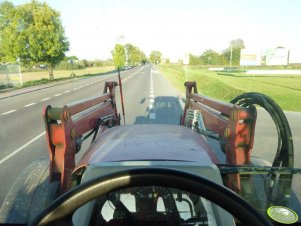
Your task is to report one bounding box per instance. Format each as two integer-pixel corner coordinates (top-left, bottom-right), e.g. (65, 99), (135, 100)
(157, 64), (301, 112)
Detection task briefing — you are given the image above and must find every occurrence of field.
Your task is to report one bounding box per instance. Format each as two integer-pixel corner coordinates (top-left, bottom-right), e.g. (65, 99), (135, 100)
(22, 66), (114, 82)
(157, 65), (301, 112)
(1, 66), (114, 88)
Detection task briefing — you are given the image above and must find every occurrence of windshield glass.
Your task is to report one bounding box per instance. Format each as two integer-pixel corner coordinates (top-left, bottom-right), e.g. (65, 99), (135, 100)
(0, 0), (300, 225)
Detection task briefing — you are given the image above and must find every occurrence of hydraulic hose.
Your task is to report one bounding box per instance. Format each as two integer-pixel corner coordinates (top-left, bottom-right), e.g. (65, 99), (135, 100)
(230, 92), (293, 168)
(230, 93), (294, 204)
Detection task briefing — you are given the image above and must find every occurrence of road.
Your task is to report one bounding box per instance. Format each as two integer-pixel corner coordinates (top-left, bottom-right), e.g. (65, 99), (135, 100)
(0, 64), (300, 209)
(0, 65), (184, 207)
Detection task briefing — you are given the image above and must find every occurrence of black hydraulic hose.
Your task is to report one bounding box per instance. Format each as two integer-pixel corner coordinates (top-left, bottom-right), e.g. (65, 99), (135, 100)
(230, 92), (294, 204)
(230, 92), (294, 169)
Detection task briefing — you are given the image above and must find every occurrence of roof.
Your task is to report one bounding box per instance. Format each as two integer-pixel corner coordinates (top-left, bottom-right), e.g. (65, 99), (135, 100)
(77, 124), (218, 167)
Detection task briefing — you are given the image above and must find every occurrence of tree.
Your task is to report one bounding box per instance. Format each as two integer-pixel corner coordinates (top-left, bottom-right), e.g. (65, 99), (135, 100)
(125, 43), (139, 66)
(124, 43), (147, 66)
(150, 51), (162, 64)
(0, 1), (69, 80)
(221, 39), (245, 66)
(200, 50), (220, 65)
(112, 44), (126, 68)
(188, 54), (203, 65)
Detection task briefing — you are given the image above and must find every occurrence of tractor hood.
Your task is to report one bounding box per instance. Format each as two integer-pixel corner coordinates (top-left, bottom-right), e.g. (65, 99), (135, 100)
(77, 124), (218, 168)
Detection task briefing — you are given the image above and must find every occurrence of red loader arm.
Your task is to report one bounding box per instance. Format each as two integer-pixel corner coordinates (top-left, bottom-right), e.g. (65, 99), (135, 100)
(181, 81), (257, 191)
(43, 81), (120, 193)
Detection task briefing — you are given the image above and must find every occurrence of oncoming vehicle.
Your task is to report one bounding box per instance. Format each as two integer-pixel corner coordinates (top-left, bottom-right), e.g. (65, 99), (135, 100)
(0, 79), (300, 226)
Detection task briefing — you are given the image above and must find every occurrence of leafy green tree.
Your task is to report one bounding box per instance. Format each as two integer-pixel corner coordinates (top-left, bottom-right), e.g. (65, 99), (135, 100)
(0, 1), (69, 79)
(0, 1), (15, 62)
(138, 50), (147, 64)
(200, 49), (220, 65)
(150, 51), (162, 64)
(112, 44), (126, 68)
(124, 43), (147, 66)
(189, 54), (203, 65)
(125, 43), (139, 66)
(221, 39), (245, 66)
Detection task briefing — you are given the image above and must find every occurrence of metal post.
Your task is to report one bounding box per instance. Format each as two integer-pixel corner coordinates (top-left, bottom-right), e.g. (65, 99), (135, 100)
(118, 67), (126, 125)
(18, 63), (23, 86)
(230, 44), (233, 68)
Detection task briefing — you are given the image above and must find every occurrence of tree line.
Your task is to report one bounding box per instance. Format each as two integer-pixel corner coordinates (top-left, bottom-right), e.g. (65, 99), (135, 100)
(188, 39), (245, 66)
(111, 43), (163, 68)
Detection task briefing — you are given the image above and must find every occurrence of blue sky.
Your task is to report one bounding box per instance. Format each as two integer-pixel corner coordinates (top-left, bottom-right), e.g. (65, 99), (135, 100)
(11, 0), (301, 61)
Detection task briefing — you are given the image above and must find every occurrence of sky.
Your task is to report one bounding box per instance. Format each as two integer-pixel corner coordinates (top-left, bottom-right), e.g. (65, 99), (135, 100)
(11, 0), (301, 61)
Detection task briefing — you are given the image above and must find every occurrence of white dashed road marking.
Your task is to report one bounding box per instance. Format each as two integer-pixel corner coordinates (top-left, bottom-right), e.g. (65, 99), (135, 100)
(122, 67), (145, 82)
(1, 110), (16, 115)
(54, 94), (61, 97)
(41, 98), (50, 101)
(73, 88), (78, 90)
(64, 90), (70, 93)
(149, 68), (156, 121)
(24, 103), (36, 107)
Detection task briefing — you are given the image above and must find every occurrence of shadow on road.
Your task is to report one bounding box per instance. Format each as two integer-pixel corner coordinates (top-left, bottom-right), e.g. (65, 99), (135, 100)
(135, 96), (183, 124)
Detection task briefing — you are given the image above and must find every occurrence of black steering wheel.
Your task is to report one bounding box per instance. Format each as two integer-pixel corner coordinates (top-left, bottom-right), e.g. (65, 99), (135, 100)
(29, 168), (273, 226)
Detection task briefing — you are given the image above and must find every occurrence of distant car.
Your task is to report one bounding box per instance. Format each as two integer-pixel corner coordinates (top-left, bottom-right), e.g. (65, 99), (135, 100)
(38, 64), (47, 70)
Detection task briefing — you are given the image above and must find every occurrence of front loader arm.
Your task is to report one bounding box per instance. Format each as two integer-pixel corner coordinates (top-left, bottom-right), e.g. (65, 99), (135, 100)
(181, 81), (257, 191)
(43, 81), (120, 193)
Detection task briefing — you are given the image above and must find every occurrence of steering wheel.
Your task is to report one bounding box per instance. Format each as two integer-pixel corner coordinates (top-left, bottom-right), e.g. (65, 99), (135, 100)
(29, 168), (273, 226)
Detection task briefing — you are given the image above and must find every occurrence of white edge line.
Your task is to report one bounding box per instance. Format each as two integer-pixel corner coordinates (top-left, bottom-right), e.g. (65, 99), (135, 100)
(1, 110), (16, 115)
(0, 131), (46, 165)
(122, 67), (144, 82)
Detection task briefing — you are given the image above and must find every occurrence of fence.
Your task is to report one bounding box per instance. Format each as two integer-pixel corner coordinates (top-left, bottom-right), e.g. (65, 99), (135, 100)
(0, 64), (22, 87)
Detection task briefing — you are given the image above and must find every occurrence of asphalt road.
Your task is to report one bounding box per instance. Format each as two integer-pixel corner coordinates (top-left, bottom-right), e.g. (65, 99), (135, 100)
(0, 64), (300, 209)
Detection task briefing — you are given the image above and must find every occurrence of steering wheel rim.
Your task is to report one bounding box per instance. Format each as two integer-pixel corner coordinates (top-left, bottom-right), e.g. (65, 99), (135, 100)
(29, 168), (273, 226)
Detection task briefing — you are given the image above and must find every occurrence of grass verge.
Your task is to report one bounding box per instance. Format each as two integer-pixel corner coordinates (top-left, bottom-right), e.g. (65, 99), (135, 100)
(157, 64), (301, 112)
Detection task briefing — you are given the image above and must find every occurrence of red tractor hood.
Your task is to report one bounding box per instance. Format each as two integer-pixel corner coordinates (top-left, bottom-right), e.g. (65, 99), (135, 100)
(77, 124), (218, 168)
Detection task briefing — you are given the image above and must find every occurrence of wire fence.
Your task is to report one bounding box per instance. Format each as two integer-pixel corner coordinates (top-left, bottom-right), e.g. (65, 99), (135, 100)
(0, 65), (22, 87)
